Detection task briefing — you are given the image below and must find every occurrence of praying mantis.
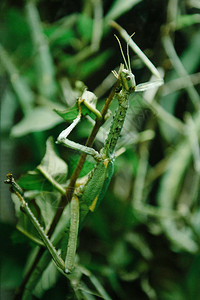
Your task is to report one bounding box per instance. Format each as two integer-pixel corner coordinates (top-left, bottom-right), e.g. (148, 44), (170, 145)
(5, 36), (163, 277)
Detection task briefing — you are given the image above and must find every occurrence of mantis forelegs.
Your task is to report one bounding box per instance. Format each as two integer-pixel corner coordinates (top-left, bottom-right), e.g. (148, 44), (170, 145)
(57, 130), (101, 160)
(56, 93), (102, 161)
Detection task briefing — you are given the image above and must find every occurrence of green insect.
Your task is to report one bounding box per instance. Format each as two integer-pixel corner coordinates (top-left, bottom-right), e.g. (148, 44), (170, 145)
(56, 53), (162, 273)
(6, 36), (163, 276)
(56, 62), (136, 273)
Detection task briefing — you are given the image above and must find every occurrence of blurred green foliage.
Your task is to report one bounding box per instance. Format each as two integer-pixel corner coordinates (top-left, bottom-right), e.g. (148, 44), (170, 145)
(0, 0), (200, 299)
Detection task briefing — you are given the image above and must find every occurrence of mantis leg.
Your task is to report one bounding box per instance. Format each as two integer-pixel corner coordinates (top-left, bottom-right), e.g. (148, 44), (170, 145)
(56, 96), (102, 160)
(57, 130), (101, 160)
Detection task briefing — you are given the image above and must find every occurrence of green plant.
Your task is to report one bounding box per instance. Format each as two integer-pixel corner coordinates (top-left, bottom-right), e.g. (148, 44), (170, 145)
(1, 1), (200, 300)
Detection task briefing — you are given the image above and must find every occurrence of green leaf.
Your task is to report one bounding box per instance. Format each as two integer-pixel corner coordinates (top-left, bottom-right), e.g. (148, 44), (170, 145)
(37, 137), (68, 194)
(35, 192), (61, 229)
(33, 261), (59, 298)
(12, 193), (44, 245)
(45, 14), (77, 48)
(18, 171), (55, 192)
(18, 136), (68, 193)
(14, 136), (68, 240)
(54, 104), (79, 121)
(25, 1), (57, 98)
(11, 107), (62, 137)
(77, 14), (93, 42)
(54, 101), (98, 121)
(176, 14), (200, 30)
(14, 190), (63, 244)
(49, 29), (75, 48)
(0, 45), (34, 114)
(39, 137), (68, 184)
(69, 154), (95, 177)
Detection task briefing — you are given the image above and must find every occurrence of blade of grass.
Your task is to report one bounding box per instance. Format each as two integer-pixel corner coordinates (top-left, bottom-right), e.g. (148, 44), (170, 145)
(91, 0), (103, 51)
(25, 0), (56, 99)
(162, 34), (200, 110)
(0, 44), (34, 114)
(157, 113), (200, 252)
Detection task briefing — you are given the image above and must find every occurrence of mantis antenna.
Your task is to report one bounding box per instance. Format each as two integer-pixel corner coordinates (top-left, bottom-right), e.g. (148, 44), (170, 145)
(114, 34), (129, 70)
(127, 33), (135, 72)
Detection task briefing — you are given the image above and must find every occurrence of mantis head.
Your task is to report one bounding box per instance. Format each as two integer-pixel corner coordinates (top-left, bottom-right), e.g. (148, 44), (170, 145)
(120, 68), (136, 92)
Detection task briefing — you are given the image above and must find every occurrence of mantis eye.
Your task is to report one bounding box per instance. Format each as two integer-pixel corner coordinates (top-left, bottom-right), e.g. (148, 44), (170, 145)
(126, 76), (131, 81)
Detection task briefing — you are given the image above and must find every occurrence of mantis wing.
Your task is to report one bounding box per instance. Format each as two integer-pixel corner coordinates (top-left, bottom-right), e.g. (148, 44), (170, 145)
(135, 79), (163, 92)
(79, 160), (114, 225)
